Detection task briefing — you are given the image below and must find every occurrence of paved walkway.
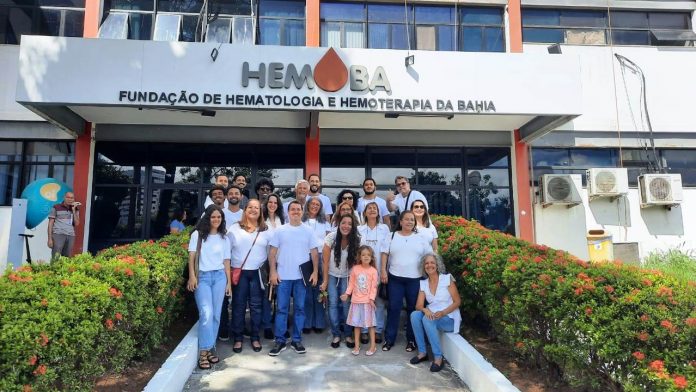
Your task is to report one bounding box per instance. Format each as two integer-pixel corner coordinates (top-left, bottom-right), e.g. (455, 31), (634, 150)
(184, 328), (469, 391)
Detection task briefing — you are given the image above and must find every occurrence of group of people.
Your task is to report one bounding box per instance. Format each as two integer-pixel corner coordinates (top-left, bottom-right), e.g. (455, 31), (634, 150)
(183, 173), (461, 373)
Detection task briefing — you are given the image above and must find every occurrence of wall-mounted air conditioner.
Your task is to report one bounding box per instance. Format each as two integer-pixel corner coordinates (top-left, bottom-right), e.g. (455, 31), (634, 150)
(638, 173), (683, 208)
(587, 168), (629, 200)
(540, 174), (582, 207)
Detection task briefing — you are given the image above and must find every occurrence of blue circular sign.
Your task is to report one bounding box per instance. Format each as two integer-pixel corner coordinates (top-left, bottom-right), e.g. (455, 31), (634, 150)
(20, 178), (73, 229)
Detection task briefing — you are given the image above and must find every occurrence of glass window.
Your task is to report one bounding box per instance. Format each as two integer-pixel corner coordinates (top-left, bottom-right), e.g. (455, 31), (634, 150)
(231, 16), (253, 44)
(0, 164), (21, 206)
(152, 166), (202, 184)
(459, 7), (504, 52)
(532, 148), (570, 166)
(321, 2), (364, 22)
(321, 146), (366, 166)
(523, 27), (563, 43)
(611, 29), (649, 45)
(179, 14), (197, 42)
(99, 12), (129, 38)
(467, 187), (511, 232)
(522, 9), (560, 26)
(415, 5), (454, 24)
(560, 10), (606, 27)
(461, 7), (503, 25)
(157, 0), (202, 14)
(152, 13), (181, 41)
(423, 190), (463, 216)
(368, 4), (408, 23)
(259, 0), (304, 17)
(215, 0), (251, 16)
(466, 148), (509, 167)
(0, 141), (22, 161)
(371, 168), (415, 187)
(417, 168), (462, 186)
(25, 141), (74, 163)
(148, 189), (199, 238)
(128, 13), (153, 39)
(321, 167), (365, 187)
(259, 18), (280, 45)
(570, 149), (616, 167)
(91, 187), (144, 239)
(662, 149), (696, 186)
(467, 168), (509, 187)
(109, 0), (153, 11)
(0, 7), (34, 44)
(649, 12), (690, 29)
(205, 18), (231, 43)
(611, 11), (648, 28)
(95, 162), (146, 185)
(371, 148), (417, 166)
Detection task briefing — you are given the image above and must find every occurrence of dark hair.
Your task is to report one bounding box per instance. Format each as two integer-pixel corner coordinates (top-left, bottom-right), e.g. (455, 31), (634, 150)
(357, 245), (376, 268)
(226, 184), (242, 195)
(255, 178), (275, 194)
(287, 200), (304, 212)
(394, 175), (408, 184)
(239, 199), (268, 232)
(336, 189), (358, 210)
(232, 174), (246, 183)
(361, 201), (380, 224)
(172, 208), (185, 221)
(411, 200), (431, 228)
(263, 193), (285, 224)
(195, 205), (227, 241)
(333, 214), (360, 269)
(209, 184), (226, 199)
(302, 196), (327, 223)
(362, 177), (377, 187)
(394, 210), (417, 233)
(307, 173), (320, 181)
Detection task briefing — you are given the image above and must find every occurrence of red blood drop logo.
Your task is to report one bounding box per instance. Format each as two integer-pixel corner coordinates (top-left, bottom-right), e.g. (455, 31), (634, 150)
(314, 48), (348, 92)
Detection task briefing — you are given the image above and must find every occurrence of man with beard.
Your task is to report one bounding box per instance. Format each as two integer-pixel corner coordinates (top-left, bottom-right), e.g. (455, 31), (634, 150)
(204, 174), (229, 208)
(307, 174), (332, 221)
(232, 173), (249, 209)
(283, 179), (310, 217)
(254, 178), (275, 203)
(357, 177), (391, 228)
(202, 184), (226, 218)
(223, 186), (244, 226)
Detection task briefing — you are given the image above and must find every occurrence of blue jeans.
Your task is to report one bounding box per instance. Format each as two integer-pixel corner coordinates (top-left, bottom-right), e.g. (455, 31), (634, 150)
(304, 262), (326, 329)
(410, 311), (454, 359)
(274, 279), (306, 344)
(385, 273), (420, 345)
(328, 275), (350, 338)
(194, 270), (227, 351)
(262, 284), (273, 330)
(232, 269), (263, 342)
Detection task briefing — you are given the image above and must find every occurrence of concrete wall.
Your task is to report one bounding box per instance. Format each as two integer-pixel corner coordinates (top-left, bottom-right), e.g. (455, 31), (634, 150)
(0, 206), (52, 271)
(535, 188), (696, 261)
(0, 46), (43, 121)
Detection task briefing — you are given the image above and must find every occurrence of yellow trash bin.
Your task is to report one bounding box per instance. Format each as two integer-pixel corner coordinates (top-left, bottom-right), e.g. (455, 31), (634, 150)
(587, 229), (614, 263)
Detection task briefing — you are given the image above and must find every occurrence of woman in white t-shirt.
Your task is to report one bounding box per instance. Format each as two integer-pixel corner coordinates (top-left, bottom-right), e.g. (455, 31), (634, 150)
(229, 199), (273, 353)
(187, 204), (232, 370)
(358, 201), (390, 343)
(320, 214), (360, 348)
(380, 211), (430, 352)
(409, 253), (461, 373)
(302, 196), (331, 332)
(263, 193), (285, 230)
(412, 200), (438, 253)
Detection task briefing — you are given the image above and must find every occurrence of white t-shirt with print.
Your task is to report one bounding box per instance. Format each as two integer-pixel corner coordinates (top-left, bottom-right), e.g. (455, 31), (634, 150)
(188, 230), (231, 272)
(358, 223), (390, 274)
(269, 223), (319, 280)
(227, 223), (272, 270)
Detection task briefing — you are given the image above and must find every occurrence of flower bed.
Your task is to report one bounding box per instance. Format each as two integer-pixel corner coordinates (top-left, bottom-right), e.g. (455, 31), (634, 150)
(432, 215), (696, 392)
(0, 232), (190, 392)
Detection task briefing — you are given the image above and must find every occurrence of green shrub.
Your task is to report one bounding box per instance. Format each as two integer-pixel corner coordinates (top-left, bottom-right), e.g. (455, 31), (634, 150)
(433, 215), (696, 392)
(0, 231), (190, 392)
(644, 248), (696, 285)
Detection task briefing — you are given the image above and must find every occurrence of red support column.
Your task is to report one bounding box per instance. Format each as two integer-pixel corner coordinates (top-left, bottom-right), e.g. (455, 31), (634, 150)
(305, 127), (320, 177)
(83, 0), (101, 38)
(507, 0), (522, 53)
(72, 123), (92, 255)
(514, 130), (534, 242)
(306, 0), (320, 47)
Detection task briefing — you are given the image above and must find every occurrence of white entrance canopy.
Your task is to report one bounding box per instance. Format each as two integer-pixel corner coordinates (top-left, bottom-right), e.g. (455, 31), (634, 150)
(16, 36), (582, 142)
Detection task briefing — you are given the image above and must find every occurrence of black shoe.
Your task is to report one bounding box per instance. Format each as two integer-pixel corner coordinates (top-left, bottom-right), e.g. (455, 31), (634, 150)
(290, 341), (306, 354)
(313, 327), (324, 334)
(345, 338), (355, 349)
(360, 333), (369, 344)
(264, 328), (274, 340)
(233, 342), (243, 353)
(330, 337), (341, 349)
(410, 355), (428, 365)
(430, 361), (443, 372)
(302, 328), (312, 334)
(375, 336), (383, 344)
(382, 342), (393, 351)
(251, 340), (262, 352)
(268, 342), (287, 356)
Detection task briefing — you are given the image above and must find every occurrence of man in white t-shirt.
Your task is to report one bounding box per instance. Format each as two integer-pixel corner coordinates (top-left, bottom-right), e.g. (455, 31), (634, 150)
(386, 175), (428, 214)
(268, 200), (319, 356)
(232, 174), (249, 210)
(283, 179), (310, 217)
(307, 173), (333, 221)
(357, 177), (391, 227)
(204, 174), (230, 209)
(223, 185), (244, 227)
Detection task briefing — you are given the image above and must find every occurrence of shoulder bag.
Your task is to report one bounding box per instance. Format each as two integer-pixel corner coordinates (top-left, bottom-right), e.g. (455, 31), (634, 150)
(378, 231), (397, 301)
(232, 231), (260, 286)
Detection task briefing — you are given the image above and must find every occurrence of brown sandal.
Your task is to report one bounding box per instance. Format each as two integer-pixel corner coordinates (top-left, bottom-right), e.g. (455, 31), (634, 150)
(207, 351), (220, 364)
(198, 351), (211, 370)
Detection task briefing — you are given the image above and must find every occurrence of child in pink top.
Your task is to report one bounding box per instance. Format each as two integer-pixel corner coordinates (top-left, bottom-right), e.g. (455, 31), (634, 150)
(341, 245), (379, 356)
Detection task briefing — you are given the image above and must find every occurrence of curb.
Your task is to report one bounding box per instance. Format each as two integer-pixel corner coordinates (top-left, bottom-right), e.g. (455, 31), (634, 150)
(440, 331), (521, 392)
(143, 321), (198, 392)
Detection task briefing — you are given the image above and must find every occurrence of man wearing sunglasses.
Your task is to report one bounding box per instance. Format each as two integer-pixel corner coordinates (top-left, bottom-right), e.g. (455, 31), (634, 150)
(386, 176), (429, 214)
(254, 178), (275, 203)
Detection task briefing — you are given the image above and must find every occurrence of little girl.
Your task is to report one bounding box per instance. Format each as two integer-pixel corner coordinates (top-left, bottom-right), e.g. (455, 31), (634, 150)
(341, 245), (379, 356)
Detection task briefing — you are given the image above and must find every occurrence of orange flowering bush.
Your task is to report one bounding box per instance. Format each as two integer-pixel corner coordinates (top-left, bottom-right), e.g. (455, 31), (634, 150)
(0, 230), (190, 392)
(433, 215), (696, 392)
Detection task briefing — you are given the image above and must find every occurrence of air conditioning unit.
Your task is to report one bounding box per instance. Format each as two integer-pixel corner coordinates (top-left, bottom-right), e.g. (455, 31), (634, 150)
(540, 174), (582, 207)
(587, 168), (629, 199)
(638, 173), (683, 208)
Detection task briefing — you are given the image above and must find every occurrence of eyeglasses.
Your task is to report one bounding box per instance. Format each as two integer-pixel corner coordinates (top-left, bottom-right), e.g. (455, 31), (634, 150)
(412, 205), (425, 210)
(396, 181), (408, 187)
(259, 186), (272, 192)
(342, 196), (354, 200)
